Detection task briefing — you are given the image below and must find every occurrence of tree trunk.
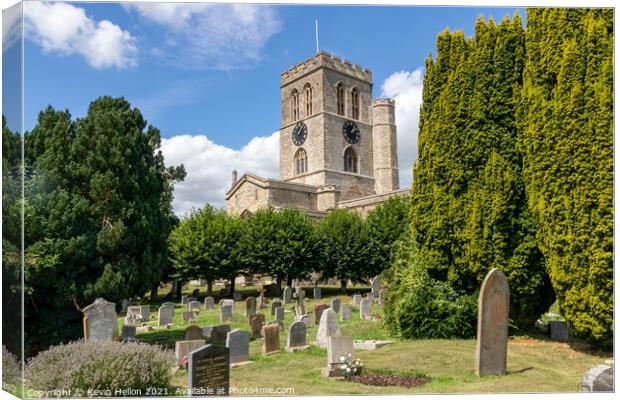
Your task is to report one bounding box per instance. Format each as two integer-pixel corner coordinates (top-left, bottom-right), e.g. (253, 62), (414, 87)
(276, 276), (283, 297)
(173, 280), (182, 299)
(286, 276), (293, 287)
(230, 277), (236, 297)
(207, 280), (213, 297)
(150, 283), (159, 301)
(340, 279), (347, 294)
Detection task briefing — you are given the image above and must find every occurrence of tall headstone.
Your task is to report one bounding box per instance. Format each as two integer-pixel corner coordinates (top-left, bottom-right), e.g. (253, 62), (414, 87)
(340, 305), (352, 321)
(249, 314), (264, 338)
(188, 301), (201, 313)
(262, 324), (280, 355)
(313, 287), (322, 300)
(204, 296), (214, 310)
(371, 276), (381, 298)
(245, 297), (257, 319)
(275, 306), (284, 322)
(188, 345), (230, 396)
(313, 304), (329, 325)
(271, 301), (282, 316)
(330, 298), (341, 313)
(359, 299), (372, 320)
(475, 268), (510, 377)
(315, 308), (341, 348)
(82, 298), (118, 341)
(226, 329), (250, 364)
(175, 339), (205, 366)
(286, 320), (308, 352)
(220, 305), (233, 323)
(158, 304), (174, 326)
(352, 294), (362, 306)
(185, 325), (203, 340)
(323, 336), (354, 377)
(283, 286), (292, 304)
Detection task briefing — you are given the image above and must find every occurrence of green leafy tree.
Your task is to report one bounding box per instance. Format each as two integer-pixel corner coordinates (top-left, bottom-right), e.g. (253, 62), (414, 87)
(519, 9), (613, 346)
(239, 207), (320, 295)
(23, 97), (184, 353)
(365, 195), (410, 279)
(318, 209), (367, 292)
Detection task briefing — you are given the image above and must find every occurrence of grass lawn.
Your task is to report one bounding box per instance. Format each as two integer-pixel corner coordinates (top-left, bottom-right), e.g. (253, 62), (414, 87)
(125, 285), (610, 395)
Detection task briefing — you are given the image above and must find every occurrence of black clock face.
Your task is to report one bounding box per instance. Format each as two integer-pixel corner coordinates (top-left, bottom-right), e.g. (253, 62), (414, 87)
(342, 120), (360, 144)
(292, 122), (308, 146)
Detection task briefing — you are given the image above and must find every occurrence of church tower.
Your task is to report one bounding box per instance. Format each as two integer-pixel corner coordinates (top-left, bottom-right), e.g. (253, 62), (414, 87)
(279, 52), (376, 201)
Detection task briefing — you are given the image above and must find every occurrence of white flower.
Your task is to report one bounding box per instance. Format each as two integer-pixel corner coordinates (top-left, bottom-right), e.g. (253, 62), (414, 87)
(340, 356), (345, 362)
(346, 367), (351, 373)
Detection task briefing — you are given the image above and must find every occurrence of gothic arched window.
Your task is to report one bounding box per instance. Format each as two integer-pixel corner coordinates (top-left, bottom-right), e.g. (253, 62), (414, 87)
(304, 84), (313, 117)
(295, 148), (308, 175)
(351, 87), (360, 120)
(336, 82), (345, 115)
(291, 89), (299, 121)
(344, 147), (358, 173)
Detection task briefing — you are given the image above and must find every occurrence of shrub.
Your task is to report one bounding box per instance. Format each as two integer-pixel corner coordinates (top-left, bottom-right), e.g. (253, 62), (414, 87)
(383, 239), (477, 339)
(25, 340), (174, 395)
(2, 345), (21, 391)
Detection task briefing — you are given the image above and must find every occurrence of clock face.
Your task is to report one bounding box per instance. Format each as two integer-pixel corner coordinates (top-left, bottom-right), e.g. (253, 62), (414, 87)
(342, 120), (360, 144)
(292, 122), (308, 146)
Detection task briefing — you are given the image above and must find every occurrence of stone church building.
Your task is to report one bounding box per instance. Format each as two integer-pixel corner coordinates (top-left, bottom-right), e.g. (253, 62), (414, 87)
(226, 51), (410, 218)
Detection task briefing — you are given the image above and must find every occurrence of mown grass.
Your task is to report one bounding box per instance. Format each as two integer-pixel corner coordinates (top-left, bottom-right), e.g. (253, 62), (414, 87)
(125, 285), (609, 395)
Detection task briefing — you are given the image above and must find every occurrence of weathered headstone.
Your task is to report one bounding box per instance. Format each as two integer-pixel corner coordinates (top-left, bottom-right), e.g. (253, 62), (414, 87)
(359, 299), (372, 320)
(313, 304), (329, 325)
(475, 268), (510, 377)
(158, 304), (174, 326)
(549, 321), (570, 341)
(271, 301), (282, 316)
(352, 294), (362, 306)
(340, 305), (352, 321)
(283, 286), (292, 304)
(275, 306), (284, 322)
(188, 301), (201, 313)
(124, 313), (142, 327)
(220, 299), (234, 311)
(183, 311), (195, 322)
(204, 296), (214, 310)
(315, 308), (341, 348)
(226, 329), (249, 364)
(286, 320), (308, 352)
(330, 298), (341, 313)
(371, 276), (381, 298)
(121, 325), (136, 340)
(181, 295), (188, 304)
(220, 305), (233, 322)
(127, 305), (141, 319)
(175, 339), (205, 366)
(185, 325), (203, 340)
(262, 324), (280, 355)
(313, 287), (322, 300)
(204, 324), (231, 345)
(295, 314), (312, 328)
(323, 336), (354, 377)
(188, 345), (230, 396)
(120, 299), (129, 313)
(245, 297), (256, 319)
(83, 298), (118, 341)
(581, 364), (614, 392)
(249, 314), (264, 338)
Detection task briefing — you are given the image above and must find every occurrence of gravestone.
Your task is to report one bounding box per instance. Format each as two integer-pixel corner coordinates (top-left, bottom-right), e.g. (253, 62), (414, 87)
(82, 298), (118, 341)
(226, 329), (249, 364)
(124, 313), (142, 327)
(283, 286), (292, 304)
(158, 304), (174, 326)
(323, 336), (354, 377)
(330, 298), (341, 313)
(183, 311), (195, 322)
(275, 306), (284, 322)
(120, 299), (129, 313)
(297, 289), (305, 304)
(294, 303), (306, 317)
(286, 320), (308, 352)
(366, 293), (374, 303)
(313, 304), (329, 325)
(262, 324), (280, 355)
(188, 345), (230, 396)
(371, 276), (381, 298)
(175, 339), (205, 366)
(271, 301), (282, 316)
(257, 296), (269, 309)
(352, 294), (362, 306)
(127, 305), (141, 319)
(233, 292), (242, 301)
(581, 364), (614, 392)
(340, 305), (352, 321)
(121, 325), (136, 340)
(185, 325), (203, 340)
(549, 321), (570, 341)
(204, 296), (214, 310)
(188, 301), (201, 313)
(187, 297), (197, 303)
(245, 297), (256, 319)
(378, 290), (385, 307)
(181, 295), (188, 304)
(295, 314), (312, 328)
(475, 268), (510, 377)
(162, 301), (175, 308)
(249, 314), (264, 338)
(220, 299), (234, 311)
(203, 324), (231, 345)
(313, 287), (322, 300)
(359, 299), (372, 320)
(220, 305), (233, 322)
(315, 308), (341, 348)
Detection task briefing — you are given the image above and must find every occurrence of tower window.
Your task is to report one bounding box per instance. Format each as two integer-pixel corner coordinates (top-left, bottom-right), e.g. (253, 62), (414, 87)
(304, 84), (313, 117)
(344, 147), (358, 173)
(295, 148), (308, 175)
(291, 89), (299, 121)
(351, 87), (360, 120)
(336, 82), (345, 115)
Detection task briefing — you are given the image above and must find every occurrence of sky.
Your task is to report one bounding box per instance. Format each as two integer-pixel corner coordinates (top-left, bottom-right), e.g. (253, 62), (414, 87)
(3, 1), (523, 215)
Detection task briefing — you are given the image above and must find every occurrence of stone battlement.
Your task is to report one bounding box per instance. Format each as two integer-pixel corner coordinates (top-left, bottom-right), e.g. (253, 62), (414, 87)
(372, 98), (395, 106)
(281, 51), (372, 85)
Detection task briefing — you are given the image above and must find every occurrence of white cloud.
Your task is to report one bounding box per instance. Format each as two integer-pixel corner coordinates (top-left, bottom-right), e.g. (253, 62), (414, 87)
(124, 3), (281, 70)
(161, 132), (279, 216)
(381, 69), (424, 188)
(23, 1), (137, 69)
(2, 3), (22, 52)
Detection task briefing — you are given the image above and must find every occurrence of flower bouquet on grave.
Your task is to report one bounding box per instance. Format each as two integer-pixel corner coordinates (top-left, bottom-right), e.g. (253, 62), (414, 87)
(339, 353), (363, 380)
(182, 355), (189, 371)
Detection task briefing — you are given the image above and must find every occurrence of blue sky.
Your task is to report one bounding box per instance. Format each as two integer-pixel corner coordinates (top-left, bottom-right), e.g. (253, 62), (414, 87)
(4, 2), (523, 214)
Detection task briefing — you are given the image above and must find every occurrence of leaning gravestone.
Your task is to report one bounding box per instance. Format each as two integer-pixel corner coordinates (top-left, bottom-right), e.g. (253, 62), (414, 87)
(371, 276), (381, 298)
(185, 325), (203, 340)
(188, 345), (230, 396)
(121, 325), (136, 340)
(83, 298), (118, 341)
(352, 294), (362, 306)
(158, 304), (174, 326)
(283, 286), (292, 304)
(226, 329), (249, 365)
(204, 296), (214, 310)
(359, 299), (372, 320)
(275, 307), (284, 322)
(323, 336), (355, 377)
(549, 320), (570, 341)
(286, 320), (308, 352)
(188, 301), (201, 313)
(330, 298), (341, 313)
(315, 308), (341, 348)
(249, 314), (263, 338)
(175, 339), (205, 366)
(475, 268), (510, 377)
(581, 364), (614, 392)
(313, 304), (329, 325)
(220, 305), (233, 322)
(245, 297), (256, 319)
(340, 305), (352, 321)
(313, 287), (322, 300)
(271, 301), (282, 316)
(262, 324), (280, 355)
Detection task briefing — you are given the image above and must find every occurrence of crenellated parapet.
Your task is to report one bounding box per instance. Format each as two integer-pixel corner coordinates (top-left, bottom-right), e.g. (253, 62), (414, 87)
(280, 51), (372, 86)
